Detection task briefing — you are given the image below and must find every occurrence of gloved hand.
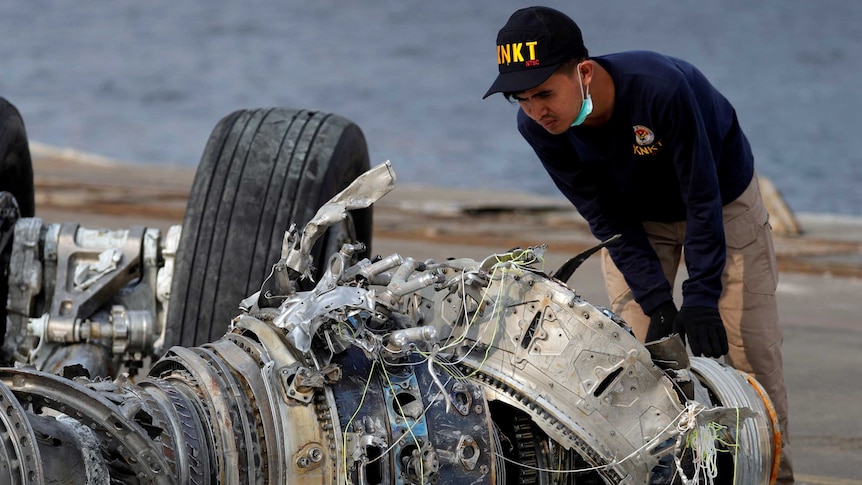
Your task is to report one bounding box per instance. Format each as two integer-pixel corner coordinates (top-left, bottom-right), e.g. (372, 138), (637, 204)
(673, 306), (728, 358)
(645, 300), (678, 342)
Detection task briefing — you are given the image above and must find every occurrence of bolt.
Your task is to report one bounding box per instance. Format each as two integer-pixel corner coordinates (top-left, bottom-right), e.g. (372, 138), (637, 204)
(309, 447), (323, 463)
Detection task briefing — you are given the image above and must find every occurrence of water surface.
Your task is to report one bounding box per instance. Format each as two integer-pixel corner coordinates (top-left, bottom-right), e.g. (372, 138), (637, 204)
(2, 1), (859, 215)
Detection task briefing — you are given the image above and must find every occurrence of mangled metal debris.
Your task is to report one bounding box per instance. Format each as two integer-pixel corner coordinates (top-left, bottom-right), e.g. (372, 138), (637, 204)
(0, 161), (780, 484)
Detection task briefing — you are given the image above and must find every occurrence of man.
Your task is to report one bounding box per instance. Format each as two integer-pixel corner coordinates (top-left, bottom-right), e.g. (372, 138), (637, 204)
(483, 6), (793, 483)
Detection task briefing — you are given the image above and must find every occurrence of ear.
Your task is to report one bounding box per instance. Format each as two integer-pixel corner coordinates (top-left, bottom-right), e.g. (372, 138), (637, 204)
(580, 60), (595, 86)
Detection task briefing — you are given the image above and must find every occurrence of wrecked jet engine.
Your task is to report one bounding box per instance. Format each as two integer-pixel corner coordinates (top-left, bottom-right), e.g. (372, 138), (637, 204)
(0, 161), (782, 484)
(0, 102), (781, 483)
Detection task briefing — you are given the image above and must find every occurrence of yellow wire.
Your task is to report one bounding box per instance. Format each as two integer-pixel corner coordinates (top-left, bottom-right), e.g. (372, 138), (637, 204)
(341, 247), (549, 483)
(679, 407), (743, 485)
(342, 358), (377, 485)
(439, 247), (546, 379)
(380, 360), (425, 485)
(454, 264), (507, 378)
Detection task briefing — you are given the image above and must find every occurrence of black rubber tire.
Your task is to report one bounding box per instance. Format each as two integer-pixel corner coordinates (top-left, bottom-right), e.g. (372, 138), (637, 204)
(0, 97), (35, 356)
(165, 108), (372, 348)
(0, 97), (35, 218)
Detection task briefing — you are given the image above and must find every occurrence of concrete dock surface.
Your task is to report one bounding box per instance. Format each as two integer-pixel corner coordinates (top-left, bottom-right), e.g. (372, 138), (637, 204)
(29, 148), (862, 484)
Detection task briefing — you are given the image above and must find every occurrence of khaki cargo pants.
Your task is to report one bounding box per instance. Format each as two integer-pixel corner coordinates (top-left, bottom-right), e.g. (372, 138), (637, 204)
(601, 174), (794, 483)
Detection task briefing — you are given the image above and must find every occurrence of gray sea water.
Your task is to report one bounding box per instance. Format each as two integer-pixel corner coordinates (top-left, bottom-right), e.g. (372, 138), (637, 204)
(2, 1), (860, 215)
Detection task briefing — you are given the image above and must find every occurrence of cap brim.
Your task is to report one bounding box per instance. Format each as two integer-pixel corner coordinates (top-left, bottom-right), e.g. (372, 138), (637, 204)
(482, 63), (560, 99)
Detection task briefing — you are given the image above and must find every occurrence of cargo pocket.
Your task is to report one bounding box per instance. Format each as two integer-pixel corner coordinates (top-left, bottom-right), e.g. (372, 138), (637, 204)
(723, 205), (778, 296)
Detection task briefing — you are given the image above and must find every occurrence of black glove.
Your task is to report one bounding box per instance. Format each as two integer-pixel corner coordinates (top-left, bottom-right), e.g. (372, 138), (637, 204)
(645, 300), (678, 342)
(673, 306), (728, 358)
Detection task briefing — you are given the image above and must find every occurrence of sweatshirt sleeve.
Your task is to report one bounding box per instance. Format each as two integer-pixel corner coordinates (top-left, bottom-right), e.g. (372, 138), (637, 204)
(662, 79), (726, 308)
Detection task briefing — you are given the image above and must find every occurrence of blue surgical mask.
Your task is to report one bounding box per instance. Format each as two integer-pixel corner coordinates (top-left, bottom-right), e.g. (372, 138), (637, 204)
(570, 65), (592, 127)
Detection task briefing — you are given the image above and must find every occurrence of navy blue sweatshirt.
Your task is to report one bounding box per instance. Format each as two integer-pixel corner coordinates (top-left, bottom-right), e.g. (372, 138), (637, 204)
(518, 50), (754, 314)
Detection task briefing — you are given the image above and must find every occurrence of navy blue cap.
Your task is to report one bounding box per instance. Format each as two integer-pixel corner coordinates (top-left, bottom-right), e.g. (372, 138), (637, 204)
(483, 6), (587, 99)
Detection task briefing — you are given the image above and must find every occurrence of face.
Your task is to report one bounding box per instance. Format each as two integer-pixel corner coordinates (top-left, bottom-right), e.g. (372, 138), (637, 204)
(512, 69), (583, 135)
